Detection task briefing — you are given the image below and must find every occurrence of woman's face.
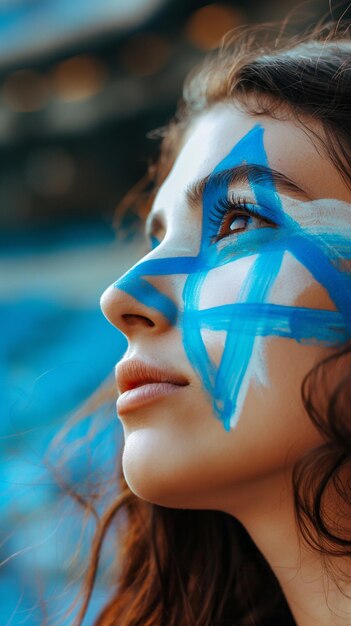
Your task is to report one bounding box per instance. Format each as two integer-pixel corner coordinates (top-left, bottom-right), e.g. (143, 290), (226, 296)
(101, 103), (351, 514)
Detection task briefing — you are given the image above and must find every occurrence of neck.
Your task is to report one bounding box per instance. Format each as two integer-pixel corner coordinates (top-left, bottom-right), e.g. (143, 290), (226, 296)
(224, 470), (351, 626)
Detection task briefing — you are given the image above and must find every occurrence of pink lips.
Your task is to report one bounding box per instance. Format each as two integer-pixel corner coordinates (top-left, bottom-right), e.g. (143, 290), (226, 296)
(116, 359), (189, 415)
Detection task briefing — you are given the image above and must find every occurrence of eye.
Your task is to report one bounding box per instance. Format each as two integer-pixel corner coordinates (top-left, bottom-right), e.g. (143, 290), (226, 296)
(209, 196), (275, 243)
(228, 214), (253, 233)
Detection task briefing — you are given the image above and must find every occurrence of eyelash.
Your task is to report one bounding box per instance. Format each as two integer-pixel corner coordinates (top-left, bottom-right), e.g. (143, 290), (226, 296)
(209, 195), (273, 242)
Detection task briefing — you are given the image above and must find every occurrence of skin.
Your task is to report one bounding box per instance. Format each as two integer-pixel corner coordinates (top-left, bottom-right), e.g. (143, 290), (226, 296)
(100, 103), (351, 625)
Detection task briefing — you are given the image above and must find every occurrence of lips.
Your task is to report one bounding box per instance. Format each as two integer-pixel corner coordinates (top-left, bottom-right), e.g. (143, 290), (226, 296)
(116, 359), (189, 414)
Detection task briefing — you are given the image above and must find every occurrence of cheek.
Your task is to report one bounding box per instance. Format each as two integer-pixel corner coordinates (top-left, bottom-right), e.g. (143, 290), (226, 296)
(196, 251), (337, 377)
(269, 252), (336, 310)
(198, 250), (335, 311)
(248, 337), (327, 456)
(198, 255), (256, 309)
(194, 250), (336, 425)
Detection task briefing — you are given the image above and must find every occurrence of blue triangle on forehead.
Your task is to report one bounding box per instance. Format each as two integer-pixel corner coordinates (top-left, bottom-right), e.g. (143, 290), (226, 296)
(212, 123), (267, 173)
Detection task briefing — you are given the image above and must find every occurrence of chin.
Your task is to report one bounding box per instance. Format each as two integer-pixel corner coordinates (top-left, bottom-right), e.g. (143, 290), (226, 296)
(121, 430), (179, 506)
(121, 429), (207, 509)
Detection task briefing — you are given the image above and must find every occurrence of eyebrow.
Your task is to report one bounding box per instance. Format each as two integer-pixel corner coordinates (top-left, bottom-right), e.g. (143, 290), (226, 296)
(185, 163), (310, 209)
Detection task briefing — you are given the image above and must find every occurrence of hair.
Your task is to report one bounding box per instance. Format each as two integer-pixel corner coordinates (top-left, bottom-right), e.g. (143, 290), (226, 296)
(62, 18), (351, 626)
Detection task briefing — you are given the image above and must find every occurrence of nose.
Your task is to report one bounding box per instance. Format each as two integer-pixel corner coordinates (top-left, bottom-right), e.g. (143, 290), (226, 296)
(100, 257), (178, 338)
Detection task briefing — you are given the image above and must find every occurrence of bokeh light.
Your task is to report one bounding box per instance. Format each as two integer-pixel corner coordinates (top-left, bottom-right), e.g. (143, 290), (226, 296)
(51, 55), (107, 102)
(2, 69), (50, 112)
(119, 32), (171, 76)
(184, 3), (245, 51)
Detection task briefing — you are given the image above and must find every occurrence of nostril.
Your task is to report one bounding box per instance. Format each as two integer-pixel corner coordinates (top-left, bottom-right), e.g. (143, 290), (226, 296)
(122, 314), (155, 328)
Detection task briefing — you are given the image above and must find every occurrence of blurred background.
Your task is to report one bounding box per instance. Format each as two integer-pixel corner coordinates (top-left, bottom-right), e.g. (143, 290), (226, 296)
(1, 0), (350, 623)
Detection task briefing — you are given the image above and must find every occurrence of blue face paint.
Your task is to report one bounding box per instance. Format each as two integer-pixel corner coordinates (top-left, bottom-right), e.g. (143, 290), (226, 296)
(182, 125), (286, 429)
(184, 304), (349, 347)
(114, 124), (351, 431)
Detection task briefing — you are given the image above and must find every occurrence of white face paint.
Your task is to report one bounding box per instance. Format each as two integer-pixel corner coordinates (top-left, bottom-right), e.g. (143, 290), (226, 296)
(101, 104), (351, 513)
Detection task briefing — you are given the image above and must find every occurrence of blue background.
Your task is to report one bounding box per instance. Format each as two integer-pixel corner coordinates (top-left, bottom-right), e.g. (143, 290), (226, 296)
(1, 0), (346, 623)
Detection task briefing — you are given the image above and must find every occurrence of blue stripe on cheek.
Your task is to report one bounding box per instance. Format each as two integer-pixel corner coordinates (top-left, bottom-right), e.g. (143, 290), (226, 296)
(183, 303), (350, 346)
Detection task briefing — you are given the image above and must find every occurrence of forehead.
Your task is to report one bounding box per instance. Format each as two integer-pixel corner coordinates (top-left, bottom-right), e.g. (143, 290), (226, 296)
(152, 103), (351, 214)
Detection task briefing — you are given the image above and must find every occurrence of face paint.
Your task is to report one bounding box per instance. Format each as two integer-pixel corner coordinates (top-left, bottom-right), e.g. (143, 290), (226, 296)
(114, 125), (351, 431)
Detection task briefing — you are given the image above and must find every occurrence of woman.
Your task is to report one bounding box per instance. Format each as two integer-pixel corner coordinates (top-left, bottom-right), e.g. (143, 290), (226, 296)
(75, 21), (351, 626)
